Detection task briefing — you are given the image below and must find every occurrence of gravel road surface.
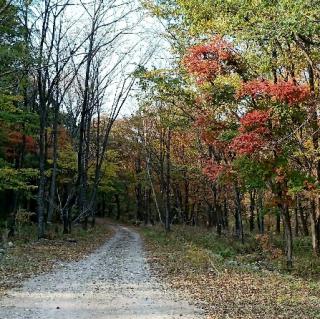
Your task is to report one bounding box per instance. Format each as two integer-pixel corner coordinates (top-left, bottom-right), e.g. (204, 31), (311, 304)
(0, 225), (203, 319)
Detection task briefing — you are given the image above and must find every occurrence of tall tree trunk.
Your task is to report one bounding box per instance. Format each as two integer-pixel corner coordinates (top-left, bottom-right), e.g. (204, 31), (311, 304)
(62, 207), (70, 234)
(115, 194), (121, 220)
(277, 187), (293, 268)
(37, 71), (47, 239)
(276, 213), (281, 234)
(135, 155), (143, 221)
(299, 198), (309, 236)
(294, 196), (300, 236)
(311, 200), (320, 255)
(308, 61), (320, 255)
(249, 189), (256, 232)
(102, 194), (106, 217)
(223, 197), (228, 230)
(282, 203), (293, 269)
(234, 185), (244, 243)
(165, 128), (171, 232)
(216, 203), (222, 236)
(159, 128), (165, 217)
(184, 173), (189, 222)
(207, 203), (213, 228)
(48, 99), (59, 223)
(143, 118), (162, 224)
(77, 25), (95, 224)
(144, 188), (151, 225)
(212, 185), (222, 236)
(257, 191), (264, 234)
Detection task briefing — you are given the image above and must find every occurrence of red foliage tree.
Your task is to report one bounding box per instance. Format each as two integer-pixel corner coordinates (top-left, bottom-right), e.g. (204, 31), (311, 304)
(6, 131), (37, 159)
(239, 110), (270, 132)
(230, 131), (267, 155)
(203, 160), (224, 181)
(195, 112), (228, 150)
(269, 81), (310, 105)
(238, 79), (310, 105)
(230, 110), (271, 155)
(183, 36), (237, 83)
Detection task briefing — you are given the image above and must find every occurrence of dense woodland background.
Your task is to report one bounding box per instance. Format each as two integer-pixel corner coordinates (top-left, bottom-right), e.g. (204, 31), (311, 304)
(1, 0), (320, 272)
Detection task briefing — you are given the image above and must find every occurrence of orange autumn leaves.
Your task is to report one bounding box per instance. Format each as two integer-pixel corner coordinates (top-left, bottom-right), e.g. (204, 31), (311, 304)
(198, 110), (271, 182)
(238, 79), (310, 106)
(6, 131), (37, 160)
(183, 37), (310, 105)
(182, 35), (239, 84)
(183, 36), (311, 182)
(230, 110), (271, 156)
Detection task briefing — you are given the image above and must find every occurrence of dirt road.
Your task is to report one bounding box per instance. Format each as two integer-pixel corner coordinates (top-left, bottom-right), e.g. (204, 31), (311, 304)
(0, 225), (203, 319)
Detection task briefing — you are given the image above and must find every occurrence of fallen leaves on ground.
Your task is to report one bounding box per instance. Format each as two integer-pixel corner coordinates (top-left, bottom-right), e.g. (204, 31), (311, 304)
(141, 226), (320, 319)
(0, 219), (113, 297)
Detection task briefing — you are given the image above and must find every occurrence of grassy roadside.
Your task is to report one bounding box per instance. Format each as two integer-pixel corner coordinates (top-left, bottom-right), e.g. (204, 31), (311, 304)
(0, 219), (113, 297)
(140, 225), (320, 319)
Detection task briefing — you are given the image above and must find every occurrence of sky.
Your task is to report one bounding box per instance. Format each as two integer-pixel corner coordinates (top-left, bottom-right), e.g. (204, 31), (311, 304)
(63, 0), (172, 117)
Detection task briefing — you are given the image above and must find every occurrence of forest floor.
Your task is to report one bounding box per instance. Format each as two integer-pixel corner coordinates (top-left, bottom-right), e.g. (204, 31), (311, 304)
(0, 218), (113, 297)
(0, 225), (204, 319)
(140, 225), (320, 319)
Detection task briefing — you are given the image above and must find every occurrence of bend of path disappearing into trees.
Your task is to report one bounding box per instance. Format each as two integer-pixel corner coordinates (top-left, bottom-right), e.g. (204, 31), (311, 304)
(0, 225), (203, 319)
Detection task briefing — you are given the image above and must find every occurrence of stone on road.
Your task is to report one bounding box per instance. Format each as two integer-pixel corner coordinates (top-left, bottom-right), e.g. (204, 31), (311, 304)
(0, 226), (203, 318)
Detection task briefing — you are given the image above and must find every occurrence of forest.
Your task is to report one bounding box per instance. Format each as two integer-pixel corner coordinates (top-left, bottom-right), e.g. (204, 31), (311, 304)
(1, 0), (320, 318)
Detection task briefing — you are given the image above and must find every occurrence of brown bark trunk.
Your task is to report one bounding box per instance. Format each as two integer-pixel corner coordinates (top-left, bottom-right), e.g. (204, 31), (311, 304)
(294, 196), (300, 237)
(165, 128), (171, 232)
(223, 197), (229, 230)
(115, 194), (121, 220)
(249, 189), (256, 232)
(257, 191), (264, 234)
(282, 203), (293, 269)
(184, 173), (189, 222)
(311, 200), (320, 255)
(299, 198), (309, 236)
(234, 185), (244, 243)
(308, 62), (320, 255)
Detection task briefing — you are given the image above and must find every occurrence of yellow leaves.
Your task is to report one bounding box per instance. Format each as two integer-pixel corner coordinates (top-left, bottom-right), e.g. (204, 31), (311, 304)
(57, 144), (77, 172)
(213, 74), (242, 90)
(0, 167), (38, 191)
(0, 95), (24, 113)
(297, 139), (315, 158)
(293, 138), (320, 162)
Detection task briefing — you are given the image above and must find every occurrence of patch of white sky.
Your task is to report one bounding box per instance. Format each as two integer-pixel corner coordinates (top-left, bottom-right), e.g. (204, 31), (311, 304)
(63, 0), (173, 117)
